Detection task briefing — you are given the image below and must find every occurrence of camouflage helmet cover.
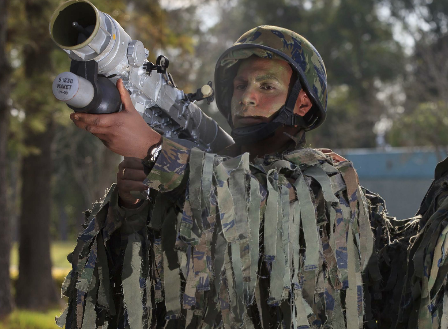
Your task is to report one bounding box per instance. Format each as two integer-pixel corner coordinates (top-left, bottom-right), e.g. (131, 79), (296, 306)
(215, 25), (327, 130)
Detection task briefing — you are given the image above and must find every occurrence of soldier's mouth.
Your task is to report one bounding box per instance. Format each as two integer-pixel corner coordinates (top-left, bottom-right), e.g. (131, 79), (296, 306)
(234, 117), (268, 128)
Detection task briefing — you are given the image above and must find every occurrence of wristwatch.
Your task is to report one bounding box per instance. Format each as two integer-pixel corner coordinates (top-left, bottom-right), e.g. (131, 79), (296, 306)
(142, 142), (162, 173)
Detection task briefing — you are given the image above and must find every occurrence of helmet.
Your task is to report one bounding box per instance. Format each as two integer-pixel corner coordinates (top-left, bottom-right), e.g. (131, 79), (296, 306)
(214, 25), (327, 144)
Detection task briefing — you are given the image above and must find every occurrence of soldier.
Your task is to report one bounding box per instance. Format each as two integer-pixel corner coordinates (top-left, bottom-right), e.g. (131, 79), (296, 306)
(63, 26), (381, 328)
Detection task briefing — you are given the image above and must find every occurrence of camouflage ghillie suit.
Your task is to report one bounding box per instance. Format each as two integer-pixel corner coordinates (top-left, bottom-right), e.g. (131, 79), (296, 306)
(57, 136), (386, 328)
(366, 157), (448, 329)
(57, 26), (390, 328)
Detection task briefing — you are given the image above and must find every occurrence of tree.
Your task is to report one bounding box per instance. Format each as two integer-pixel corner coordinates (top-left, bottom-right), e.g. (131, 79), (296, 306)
(52, 123), (120, 236)
(12, 0), (126, 308)
(386, 0), (448, 40)
(385, 0), (448, 151)
(0, 0), (13, 318)
(306, 0), (404, 148)
(388, 36), (448, 156)
(13, 0), (61, 309)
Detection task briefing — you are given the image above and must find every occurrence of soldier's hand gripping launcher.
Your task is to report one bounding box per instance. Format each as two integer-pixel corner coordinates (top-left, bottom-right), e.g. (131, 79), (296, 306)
(50, 0), (234, 152)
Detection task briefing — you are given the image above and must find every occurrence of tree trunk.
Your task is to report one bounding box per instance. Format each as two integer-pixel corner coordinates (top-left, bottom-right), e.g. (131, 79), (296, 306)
(0, 0), (13, 319)
(15, 0), (59, 309)
(15, 121), (59, 309)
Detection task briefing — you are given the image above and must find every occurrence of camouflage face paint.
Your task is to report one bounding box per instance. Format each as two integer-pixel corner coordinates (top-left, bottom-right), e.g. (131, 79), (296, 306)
(230, 57), (292, 128)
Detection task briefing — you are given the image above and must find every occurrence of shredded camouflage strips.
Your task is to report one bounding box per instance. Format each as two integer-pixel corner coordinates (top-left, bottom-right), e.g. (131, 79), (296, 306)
(58, 137), (385, 328)
(381, 157), (448, 329)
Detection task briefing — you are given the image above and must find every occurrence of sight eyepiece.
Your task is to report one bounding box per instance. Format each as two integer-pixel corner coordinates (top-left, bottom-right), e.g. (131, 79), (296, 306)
(49, 0), (131, 75)
(50, 1), (97, 49)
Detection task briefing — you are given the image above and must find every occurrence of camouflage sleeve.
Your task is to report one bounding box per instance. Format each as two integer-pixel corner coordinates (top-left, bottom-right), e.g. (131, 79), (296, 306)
(56, 183), (153, 329)
(145, 137), (190, 193)
(58, 137), (192, 328)
(390, 160), (448, 329)
(360, 188), (421, 328)
(366, 157), (448, 328)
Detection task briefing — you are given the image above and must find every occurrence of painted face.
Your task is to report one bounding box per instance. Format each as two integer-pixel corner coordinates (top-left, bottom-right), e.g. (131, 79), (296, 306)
(231, 57), (292, 128)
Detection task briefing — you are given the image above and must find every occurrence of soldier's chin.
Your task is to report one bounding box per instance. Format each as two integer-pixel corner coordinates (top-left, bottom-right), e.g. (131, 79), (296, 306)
(234, 118), (265, 128)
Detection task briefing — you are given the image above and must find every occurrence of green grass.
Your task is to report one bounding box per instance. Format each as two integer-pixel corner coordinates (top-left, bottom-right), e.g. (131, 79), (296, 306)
(2, 242), (77, 329)
(0, 309), (64, 329)
(10, 241), (76, 269)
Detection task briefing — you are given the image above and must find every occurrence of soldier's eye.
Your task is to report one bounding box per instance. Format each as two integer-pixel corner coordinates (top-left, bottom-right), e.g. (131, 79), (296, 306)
(235, 84), (246, 90)
(261, 84), (275, 90)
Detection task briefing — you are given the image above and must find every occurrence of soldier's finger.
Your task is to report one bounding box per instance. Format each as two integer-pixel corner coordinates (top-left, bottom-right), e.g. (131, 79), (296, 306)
(118, 190), (139, 205)
(121, 168), (147, 181)
(99, 137), (110, 148)
(70, 112), (115, 127)
(70, 116), (89, 130)
(117, 79), (135, 112)
(118, 180), (148, 193)
(85, 125), (112, 135)
(121, 157), (145, 170)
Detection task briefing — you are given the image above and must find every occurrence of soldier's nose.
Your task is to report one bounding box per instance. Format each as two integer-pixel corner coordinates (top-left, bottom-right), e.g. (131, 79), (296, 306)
(241, 88), (258, 106)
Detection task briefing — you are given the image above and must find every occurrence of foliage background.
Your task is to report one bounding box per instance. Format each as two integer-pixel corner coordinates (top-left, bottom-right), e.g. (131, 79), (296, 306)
(0, 0), (447, 326)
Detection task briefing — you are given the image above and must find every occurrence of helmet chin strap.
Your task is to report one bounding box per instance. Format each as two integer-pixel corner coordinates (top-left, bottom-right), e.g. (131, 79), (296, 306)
(231, 78), (308, 145)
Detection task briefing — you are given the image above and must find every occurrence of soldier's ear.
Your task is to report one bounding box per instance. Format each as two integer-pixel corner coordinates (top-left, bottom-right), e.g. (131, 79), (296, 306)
(294, 90), (312, 116)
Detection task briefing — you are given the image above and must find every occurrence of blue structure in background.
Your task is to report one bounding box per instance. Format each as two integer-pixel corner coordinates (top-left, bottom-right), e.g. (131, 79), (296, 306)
(343, 148), (439, 179)
(338, 148), (444, 220)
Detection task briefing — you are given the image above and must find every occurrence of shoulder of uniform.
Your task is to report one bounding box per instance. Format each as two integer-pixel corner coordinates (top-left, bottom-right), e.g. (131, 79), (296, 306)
(284, 146), (350, 168)
(315, 148), (348, 164)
